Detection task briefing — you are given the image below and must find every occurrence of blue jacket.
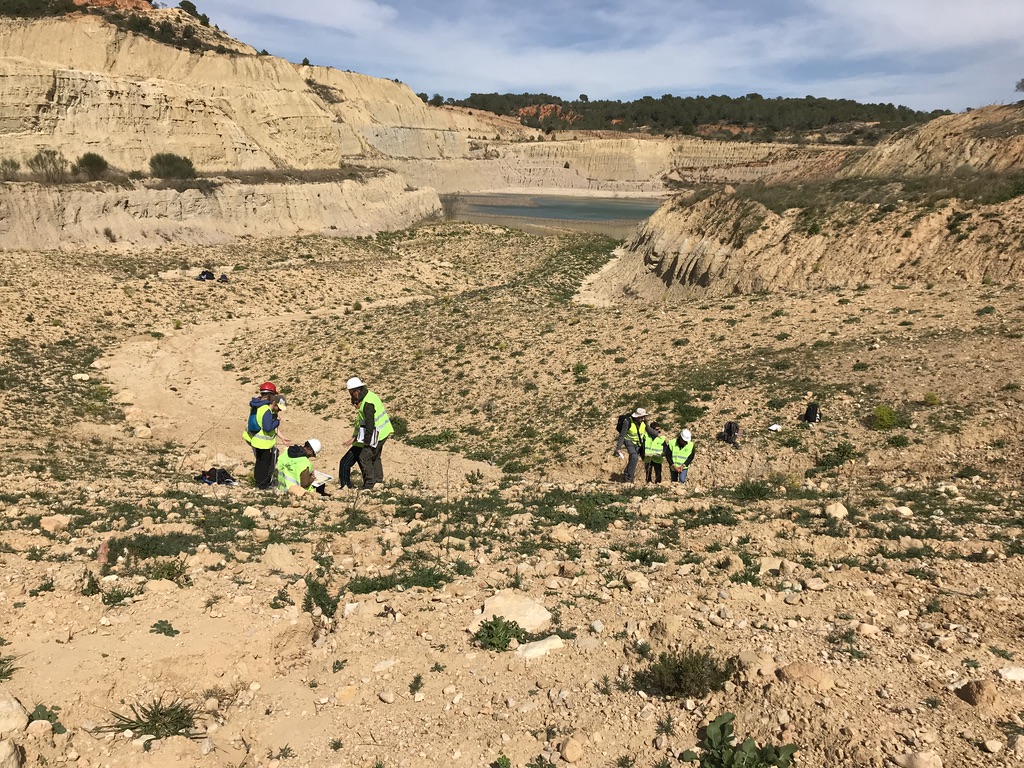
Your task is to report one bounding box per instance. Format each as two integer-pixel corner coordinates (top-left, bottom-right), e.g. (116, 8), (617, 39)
(249, 396), (280, 433)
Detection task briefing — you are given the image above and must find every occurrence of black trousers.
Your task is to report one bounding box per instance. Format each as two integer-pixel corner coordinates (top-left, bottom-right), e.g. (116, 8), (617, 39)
(645, 461), (663, 483)
(338, 445), (361, 488)
(253, 446), (278, 489)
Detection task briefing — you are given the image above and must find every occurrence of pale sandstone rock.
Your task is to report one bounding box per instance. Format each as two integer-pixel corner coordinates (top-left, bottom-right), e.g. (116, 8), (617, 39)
(892, 751), (942, 768)
(516, 635), (564, 660)
(468, 591), (551, 634)
(776, 662), (835, 692)
(0, 740), (24, 768)
(0, 691), (29, 736)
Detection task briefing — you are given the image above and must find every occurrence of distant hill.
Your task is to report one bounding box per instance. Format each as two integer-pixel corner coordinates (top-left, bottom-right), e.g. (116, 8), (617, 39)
(425, 92), (951, 145)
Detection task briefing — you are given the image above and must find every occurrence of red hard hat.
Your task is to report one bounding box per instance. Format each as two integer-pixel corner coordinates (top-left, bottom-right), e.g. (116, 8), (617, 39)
(259, 381), (277, 394)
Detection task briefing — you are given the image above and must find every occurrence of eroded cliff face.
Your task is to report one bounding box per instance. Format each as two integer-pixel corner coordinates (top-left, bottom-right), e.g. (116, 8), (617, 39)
(0, 14), (850, 192)
(0, 172), (440, 250)
(579, 190), (1024, 301)
(842, 105), (1024, 177)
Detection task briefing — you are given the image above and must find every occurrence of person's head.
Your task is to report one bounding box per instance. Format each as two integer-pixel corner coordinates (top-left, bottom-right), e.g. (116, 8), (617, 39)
(304, 438), (322, 458)
(680, 428), (692, 443)
(650, 421), (662, 434)
(346, 376), (366, 403)
(259, 381), (277, 397)
(632, 407), (647, 421)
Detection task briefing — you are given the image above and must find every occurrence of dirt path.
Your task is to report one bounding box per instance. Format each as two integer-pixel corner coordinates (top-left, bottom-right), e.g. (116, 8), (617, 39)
(100, 305), (501, 492)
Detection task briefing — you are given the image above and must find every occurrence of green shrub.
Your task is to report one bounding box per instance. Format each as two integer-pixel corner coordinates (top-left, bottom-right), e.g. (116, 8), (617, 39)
(733, 479), (773, 500)
(633, 648), (735, 698)
(0, 0), (76, 17)
(815, 441), (860, 469)
(472, 616), (526, 651)
(302, 575), (341, 618)
(149, 152), (196, 179)
(682, 712), (798, 767)
(886, 433), (910, 448)
(74, 152), (109, 180)
(867, 404), (910, 431)
(28, 704), (66, 734)
(97, 697), (203, 740)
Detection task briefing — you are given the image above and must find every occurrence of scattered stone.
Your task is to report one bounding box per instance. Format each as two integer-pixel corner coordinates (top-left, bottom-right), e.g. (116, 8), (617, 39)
(0, 690), (29, 735)
(624, 571), (650, 592)
(39, 514), (71, 535)
(560, 736), (584, 763)
(955, 679), (997, 709)
(516, 635), (564, 659)
(824, 502), (848, 520)
(892, 750), (942, 768)
(468, 591), (551, 634)
(803, 577), (827, 591)
(590, 620), (605, 635)
(776, 662), (835, 692)
(982, 740), (1003, 754)
(997, 667), (1024, 682)
(0, 739), (24, 768)
(378, 690), (396, 704)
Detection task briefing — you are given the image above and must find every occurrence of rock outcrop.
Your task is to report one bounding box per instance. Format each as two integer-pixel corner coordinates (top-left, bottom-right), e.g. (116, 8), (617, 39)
(580, 189), (1024, 300)
(0, 172), (440, 250)
(842, 105), (1024, 177)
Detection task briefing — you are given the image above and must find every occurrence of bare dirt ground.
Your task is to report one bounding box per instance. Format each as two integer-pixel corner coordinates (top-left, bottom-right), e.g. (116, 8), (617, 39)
(1, 223), (1024, 768)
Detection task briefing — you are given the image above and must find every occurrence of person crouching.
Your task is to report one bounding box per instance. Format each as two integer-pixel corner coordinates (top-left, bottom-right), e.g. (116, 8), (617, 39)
(277, 439), (322, 496)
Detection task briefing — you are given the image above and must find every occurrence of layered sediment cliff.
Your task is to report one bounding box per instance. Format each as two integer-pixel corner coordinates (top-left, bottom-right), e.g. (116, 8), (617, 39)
(0, 172), (440, 250)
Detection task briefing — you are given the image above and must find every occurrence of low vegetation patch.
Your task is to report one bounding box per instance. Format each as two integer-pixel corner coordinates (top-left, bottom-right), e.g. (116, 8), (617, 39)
(633, 648), (736, 698)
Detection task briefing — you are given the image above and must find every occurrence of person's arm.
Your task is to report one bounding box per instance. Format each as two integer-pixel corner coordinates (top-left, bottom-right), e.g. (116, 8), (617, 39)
(362, 401), (377, 443)
(300, 467), (314, 489)
(261, 408), (280, 433)
(614, 420), (629, 452)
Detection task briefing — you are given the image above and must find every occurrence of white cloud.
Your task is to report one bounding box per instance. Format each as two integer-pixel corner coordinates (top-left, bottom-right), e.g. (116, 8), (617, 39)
(196, 0), (1024, 111)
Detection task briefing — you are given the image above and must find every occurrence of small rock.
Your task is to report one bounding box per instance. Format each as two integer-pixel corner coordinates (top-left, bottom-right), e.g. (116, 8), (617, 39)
(0, 690), (30, 735)
(379, 690), (396, 704)
(892, 750), (942, 768)
(997, 667), (1024, 682)
(982, 740), (1003, 754)
(40, 515), (71, 535)
(516, 635), (564, 659)
(0, 739), (24, 768)
(560, 736), (584, 763)
(590, 620), (605, 635)
(955, 679), (997, 709)
(803, 577), (827, 591)
(824, 502), (848, 520)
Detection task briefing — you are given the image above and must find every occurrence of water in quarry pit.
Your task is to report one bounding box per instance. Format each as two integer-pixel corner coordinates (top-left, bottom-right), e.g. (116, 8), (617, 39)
(452, 193), (663, 238)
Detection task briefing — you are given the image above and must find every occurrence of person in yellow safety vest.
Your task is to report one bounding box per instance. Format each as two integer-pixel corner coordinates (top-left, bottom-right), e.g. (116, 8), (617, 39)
(614, 407), (648, 483)
(244, 381), (285, 490)
(667, 429), (696, 484)
(339, 377), (394, 490)
(276, 439), (322, 495)
(643, 422), (667, 484)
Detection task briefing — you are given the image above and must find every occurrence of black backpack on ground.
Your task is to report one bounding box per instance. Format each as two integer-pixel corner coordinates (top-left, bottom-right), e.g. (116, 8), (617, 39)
(721, 421), (740, 445)
(802, 402), (821, 423)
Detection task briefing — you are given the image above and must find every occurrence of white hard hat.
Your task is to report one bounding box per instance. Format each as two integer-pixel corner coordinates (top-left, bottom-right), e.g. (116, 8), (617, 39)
(346, 377), (364, 390)
(306, 438), (322, 456)
(680, 429), (692, 442)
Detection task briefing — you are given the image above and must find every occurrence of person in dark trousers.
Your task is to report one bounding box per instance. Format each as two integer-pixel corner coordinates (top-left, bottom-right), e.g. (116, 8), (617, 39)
(667, 429), (696, 484)
(644, 421), (667, 484)
(244, 381), (284, 490)
(338, 377), (394, 489)
(614, 407), (647, 483)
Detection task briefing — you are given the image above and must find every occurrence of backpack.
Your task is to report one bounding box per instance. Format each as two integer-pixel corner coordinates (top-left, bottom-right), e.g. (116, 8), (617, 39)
(615, 412), (632, 435)
(802, 402), (821, 423)
(722, 421), (740, 445)
(246, 406), (261, 435)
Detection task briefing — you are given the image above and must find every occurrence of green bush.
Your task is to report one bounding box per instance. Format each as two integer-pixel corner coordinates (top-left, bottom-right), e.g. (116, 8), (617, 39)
(867, 404), (910, 431)
(815, 441), (860, 469)
(0, 0), (76, 17)
(733, 479), (773, 500)
(74, 152), (109, 180)
(633, 648), (735, 698)
(302, 575), (341, 618)
(682, 712), (798, 767)
(149, 152), (196, 179)
(472, 616), (526, 652)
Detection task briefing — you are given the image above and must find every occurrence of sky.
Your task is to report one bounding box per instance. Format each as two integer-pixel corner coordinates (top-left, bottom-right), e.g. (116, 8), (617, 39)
(193, 0), (1024, 113)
